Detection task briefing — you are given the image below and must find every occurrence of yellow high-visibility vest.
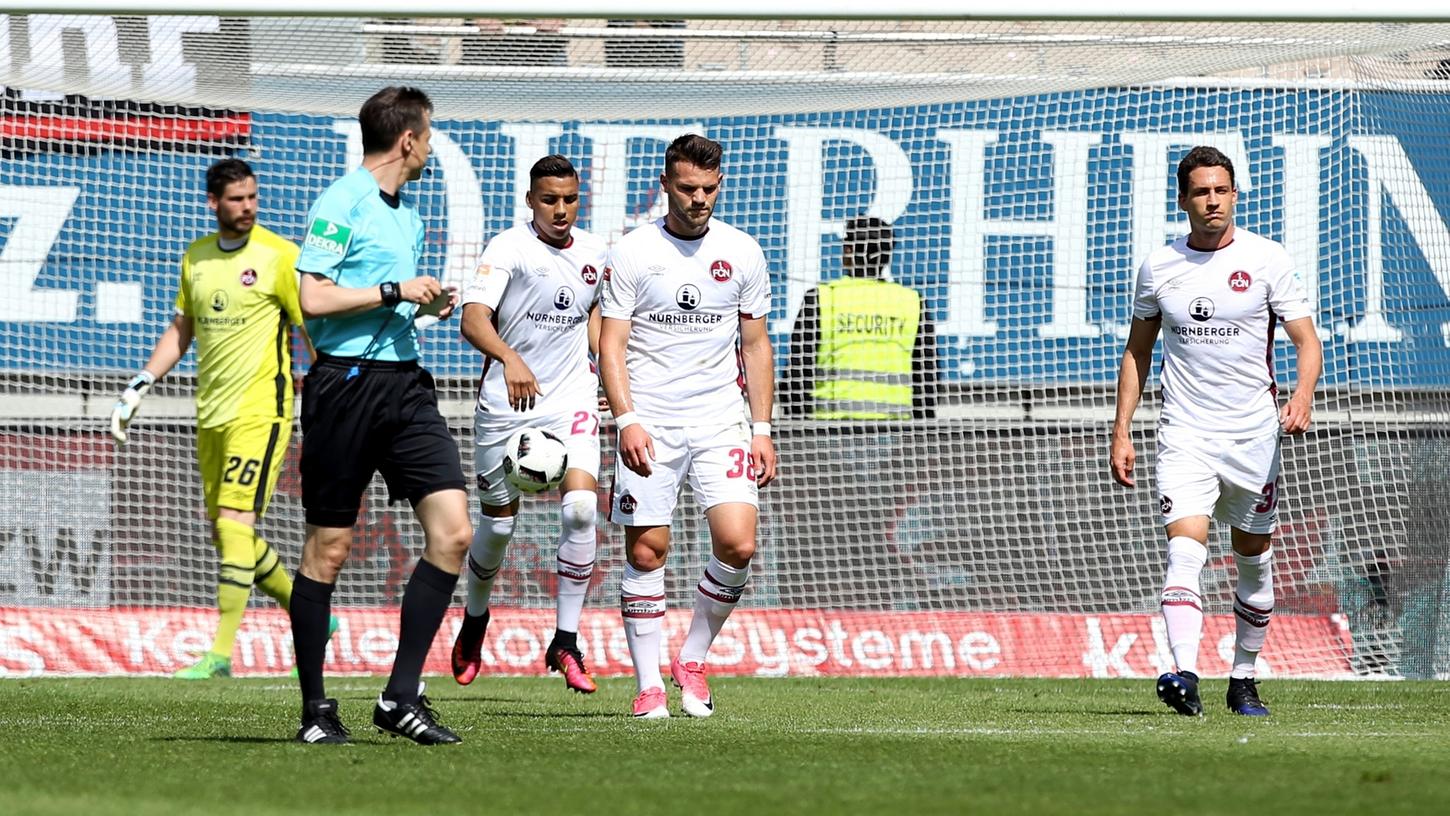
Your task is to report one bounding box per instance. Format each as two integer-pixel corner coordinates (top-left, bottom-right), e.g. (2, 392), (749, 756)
(812, 277), (919, 420)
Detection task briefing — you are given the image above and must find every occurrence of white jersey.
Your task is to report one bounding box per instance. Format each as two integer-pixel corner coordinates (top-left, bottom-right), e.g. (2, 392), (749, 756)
(1133, 228), (1313, 439)
(600, 217), (771, 426)
(461, 222), (607, 419)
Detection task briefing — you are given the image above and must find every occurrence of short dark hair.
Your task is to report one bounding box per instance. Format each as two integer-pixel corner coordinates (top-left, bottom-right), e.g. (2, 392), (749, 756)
(1177, 145), (1235, 194)
(206, 158), (254, 197)
(844, 216), (894, 277)
(359, 86), (433, 155)
(530, 154), (578, 184)
(664, 133), (722, 176)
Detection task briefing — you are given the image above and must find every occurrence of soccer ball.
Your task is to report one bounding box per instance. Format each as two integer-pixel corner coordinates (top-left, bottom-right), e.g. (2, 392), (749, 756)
(503, 427), (568, 493)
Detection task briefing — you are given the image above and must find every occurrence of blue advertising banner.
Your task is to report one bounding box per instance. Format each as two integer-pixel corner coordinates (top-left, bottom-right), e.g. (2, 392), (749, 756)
(4, 86), (1449, 385)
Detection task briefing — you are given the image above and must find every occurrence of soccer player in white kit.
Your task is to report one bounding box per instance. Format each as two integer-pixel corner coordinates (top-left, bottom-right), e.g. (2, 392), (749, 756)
(452, 154), (608, 694)
(1111, 145), (1322, 717)
(599, 134), (779, 719)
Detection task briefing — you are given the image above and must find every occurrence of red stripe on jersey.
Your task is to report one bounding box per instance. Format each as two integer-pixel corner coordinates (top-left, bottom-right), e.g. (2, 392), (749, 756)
(473, 309), (503, 409)
(735, 344), (747, 394)
(476, 357), (492, 406)
(1265, 308), (1280, 397)
(534, 230), (573, 249)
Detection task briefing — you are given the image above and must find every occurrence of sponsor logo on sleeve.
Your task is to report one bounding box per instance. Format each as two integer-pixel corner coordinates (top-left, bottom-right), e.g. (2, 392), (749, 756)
(304, 218), (351, 257)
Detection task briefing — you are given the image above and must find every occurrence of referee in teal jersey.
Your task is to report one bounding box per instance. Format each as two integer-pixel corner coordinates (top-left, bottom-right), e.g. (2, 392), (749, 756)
(289, 86), (471, 746)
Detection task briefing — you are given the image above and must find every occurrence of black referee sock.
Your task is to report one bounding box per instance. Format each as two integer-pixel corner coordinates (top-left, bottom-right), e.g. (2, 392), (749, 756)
(290, 573), (335, 708)
(383, 558), (459, 704)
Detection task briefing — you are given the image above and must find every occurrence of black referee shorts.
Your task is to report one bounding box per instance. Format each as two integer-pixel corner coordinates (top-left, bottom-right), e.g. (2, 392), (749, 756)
(300, 355), (466, 528)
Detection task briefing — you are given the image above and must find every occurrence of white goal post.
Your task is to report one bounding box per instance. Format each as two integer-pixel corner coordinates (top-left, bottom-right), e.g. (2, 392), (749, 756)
(1, 2), (1448, 680)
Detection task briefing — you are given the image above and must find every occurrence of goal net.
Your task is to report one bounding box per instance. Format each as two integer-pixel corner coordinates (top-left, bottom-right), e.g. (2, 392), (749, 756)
(3, 5), (1449, 679)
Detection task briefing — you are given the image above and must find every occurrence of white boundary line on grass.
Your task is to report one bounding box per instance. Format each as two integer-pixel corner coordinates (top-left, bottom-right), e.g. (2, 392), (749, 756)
(786, 725), (1443, 738)
(456, 723), (1450, 738)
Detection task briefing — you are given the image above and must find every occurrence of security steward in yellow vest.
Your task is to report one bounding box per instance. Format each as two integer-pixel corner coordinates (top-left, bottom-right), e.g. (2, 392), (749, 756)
(782, 217), (937, 420)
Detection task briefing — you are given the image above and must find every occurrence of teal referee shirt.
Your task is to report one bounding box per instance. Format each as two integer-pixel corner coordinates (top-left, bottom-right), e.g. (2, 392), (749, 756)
(297, 166), (425, 362)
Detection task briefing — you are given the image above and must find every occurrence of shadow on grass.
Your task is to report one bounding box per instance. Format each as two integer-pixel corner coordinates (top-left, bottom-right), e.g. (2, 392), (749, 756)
(154, 735), (328, 745)
(1005, 707), (1164, 717)
(434, 693), (553, 703)
(483, 709), (621, 719)
(155, 735), (455, 746)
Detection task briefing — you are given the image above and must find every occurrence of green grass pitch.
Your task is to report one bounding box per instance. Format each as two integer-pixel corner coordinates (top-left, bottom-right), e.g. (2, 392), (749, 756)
(3, 676), (1448, 815)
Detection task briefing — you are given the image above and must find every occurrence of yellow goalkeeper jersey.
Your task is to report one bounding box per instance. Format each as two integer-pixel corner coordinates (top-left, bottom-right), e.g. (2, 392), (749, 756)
(175, 225), (303, 428)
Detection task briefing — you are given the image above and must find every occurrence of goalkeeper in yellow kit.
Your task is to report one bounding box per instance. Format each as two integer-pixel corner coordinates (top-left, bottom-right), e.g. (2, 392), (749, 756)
(112, 158), (331, 679)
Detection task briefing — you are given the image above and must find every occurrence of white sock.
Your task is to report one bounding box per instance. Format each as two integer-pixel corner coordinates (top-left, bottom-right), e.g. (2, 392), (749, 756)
(1160, 536), (1208, 676)
(555, 489), (597, 635)
(678, 556), (751, 665)
(620, 563), (666, 693)
(465, 514), (514, 617)
(1231, 547), (1274, 679)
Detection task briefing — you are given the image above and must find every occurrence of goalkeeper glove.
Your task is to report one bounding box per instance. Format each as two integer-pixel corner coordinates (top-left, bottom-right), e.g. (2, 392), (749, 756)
(110, 371), (156, 447)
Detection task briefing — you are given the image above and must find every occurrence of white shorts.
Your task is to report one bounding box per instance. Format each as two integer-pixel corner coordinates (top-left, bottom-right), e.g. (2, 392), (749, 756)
(610, 420), (758, 526)
(474, 408), (602, 506)
(1155, 427), (1282, 534)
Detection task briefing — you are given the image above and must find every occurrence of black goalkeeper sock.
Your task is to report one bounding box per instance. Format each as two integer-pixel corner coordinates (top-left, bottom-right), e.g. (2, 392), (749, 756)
(290, 573), (335, 708)
(551, 629), (578, 651)
(383, 558), (459, 704)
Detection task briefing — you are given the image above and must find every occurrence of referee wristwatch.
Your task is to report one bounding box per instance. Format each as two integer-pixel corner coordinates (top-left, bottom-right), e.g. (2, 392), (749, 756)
(379, 281), (402, 306)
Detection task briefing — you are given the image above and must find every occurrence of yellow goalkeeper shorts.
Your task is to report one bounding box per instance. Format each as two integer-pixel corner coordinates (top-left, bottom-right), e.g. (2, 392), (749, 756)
(197, 415), (292, 519)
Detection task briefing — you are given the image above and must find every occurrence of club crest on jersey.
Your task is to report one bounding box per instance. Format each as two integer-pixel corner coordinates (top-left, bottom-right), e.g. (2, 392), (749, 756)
(1229, 270), (1252, 292)
(210, 290), (229, 312)
(676, 284), (702, 310)
(618, 493), (638, 514)
(554, 286), (576, 310)
(1189, 297), (1215, 322)
(581, 264), (599, 285)
(1160, 495), (1174, 516)
(239, 268), (257, 287)
(710, 259), (733, 282)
